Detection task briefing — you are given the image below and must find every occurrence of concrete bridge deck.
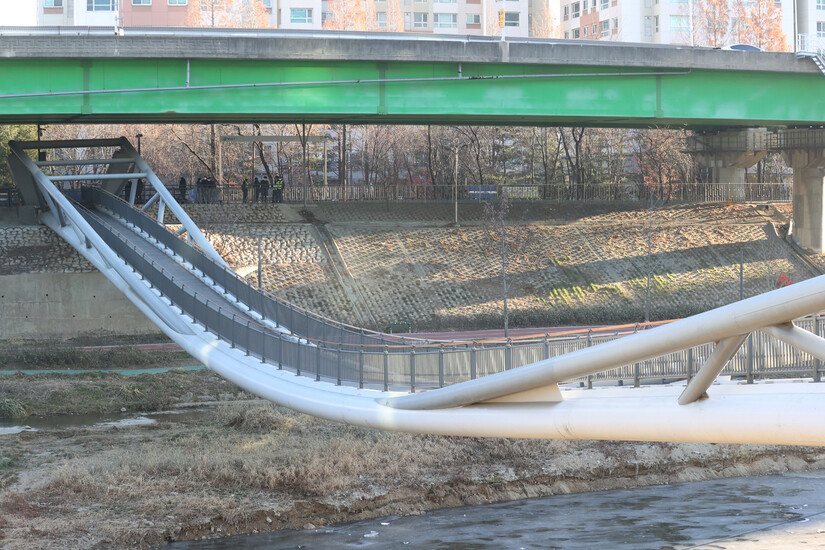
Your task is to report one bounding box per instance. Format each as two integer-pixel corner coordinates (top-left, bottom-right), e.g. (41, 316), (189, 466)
(0, 28), (822, 127)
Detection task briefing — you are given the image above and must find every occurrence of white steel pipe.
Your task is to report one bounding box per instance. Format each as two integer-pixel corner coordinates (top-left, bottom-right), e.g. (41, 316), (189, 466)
(117, 138), (227, 266)
(761, 323), (825, 361)
(383, 273), (825, 410)
(678, 334), (748, 405)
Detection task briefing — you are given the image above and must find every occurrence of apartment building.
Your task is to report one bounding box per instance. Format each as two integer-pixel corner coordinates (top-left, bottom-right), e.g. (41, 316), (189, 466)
(559, 0), (797, 49)
(10, 0), (559, 38)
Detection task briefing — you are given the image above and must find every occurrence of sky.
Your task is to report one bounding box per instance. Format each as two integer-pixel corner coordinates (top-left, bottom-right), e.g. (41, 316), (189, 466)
(0, 0), (36, 26)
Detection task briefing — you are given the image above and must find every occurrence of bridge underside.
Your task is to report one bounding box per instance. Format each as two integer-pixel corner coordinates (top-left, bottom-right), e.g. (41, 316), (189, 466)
(0, 58), (824, 128)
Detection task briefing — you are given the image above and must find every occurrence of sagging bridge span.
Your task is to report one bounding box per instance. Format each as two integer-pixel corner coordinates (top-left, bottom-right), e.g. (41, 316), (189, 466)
(6, 30), (825, 445)
(10, 136), (825, 447)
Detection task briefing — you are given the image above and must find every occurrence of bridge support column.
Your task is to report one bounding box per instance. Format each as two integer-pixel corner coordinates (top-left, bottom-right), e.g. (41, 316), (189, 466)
(783, 149), (825, 253)
(691, 131), (768, 201)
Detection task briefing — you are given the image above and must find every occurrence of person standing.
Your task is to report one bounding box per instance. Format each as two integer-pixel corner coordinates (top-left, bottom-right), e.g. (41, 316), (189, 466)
(178, 177), (187, 203)
(273, 173), (284, 203)
(253, 177), (260, 203)
(260, 177), (270, 204)
(241, 177), (248, 204)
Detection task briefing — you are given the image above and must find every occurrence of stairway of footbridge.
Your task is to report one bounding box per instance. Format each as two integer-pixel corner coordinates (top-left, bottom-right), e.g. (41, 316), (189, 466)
(0, 29), (823, 128)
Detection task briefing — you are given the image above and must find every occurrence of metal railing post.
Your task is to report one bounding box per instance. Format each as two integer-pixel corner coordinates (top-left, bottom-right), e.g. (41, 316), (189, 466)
(315, 342), (321, 382)
(383, 346), (389, 391)
(816, 314), (822, 382)
(296, 339), (301, 376)
(687, 347), (694, 382)
(245, 320), (250, 356)
(337, 345), (343, 386)
(470, 340), (477, 380)
(260, 331), (266, 364)
(359, 346), (365, 389)
(746, 334), (754, 384)
(587, 329), (593, 388)
(505, 339), (512, 371)
(410, 344), (416, 393)
(277, 332), (283, 369)
(543, 334), (550, 360)
(438, 344), (445, 388)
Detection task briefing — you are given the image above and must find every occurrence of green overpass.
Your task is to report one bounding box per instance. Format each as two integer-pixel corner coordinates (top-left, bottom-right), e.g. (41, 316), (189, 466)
(0, 30), (823, 128)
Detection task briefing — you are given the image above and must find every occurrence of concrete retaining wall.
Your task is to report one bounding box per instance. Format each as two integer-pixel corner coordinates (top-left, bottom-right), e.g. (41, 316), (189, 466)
(0, 271), (161, 340)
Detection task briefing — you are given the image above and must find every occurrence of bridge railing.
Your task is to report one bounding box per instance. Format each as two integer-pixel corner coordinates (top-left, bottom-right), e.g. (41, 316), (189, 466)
(0, 188), (21, 206)
(187, 182), (792, 205)
(75, 206), (825, 391)
(83, 189), (823, 393)
(86, 187), (420, 349)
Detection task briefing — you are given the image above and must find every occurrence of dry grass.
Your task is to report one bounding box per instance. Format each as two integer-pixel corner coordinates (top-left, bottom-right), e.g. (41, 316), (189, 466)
(3, 400), (825, 549)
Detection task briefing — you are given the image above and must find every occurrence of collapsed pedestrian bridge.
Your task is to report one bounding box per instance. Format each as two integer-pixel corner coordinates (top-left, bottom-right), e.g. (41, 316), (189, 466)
(9, 138), (825, 446)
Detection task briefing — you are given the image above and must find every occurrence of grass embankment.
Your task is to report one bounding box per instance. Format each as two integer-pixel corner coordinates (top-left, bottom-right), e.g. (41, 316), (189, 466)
(2, 400), (825, 549)
(0, 345), (207, 419)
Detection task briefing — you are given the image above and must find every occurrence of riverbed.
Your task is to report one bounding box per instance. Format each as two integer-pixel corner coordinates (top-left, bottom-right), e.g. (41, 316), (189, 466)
(163, 471), (825, 549)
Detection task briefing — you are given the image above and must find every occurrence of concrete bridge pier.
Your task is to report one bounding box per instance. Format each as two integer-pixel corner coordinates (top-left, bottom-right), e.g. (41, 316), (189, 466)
(783, 149), (825, 253)
(689, 129), (768, 201)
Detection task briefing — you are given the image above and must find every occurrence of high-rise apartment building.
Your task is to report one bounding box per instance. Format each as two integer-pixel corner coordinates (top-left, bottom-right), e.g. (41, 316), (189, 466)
(559, 0), (797, 50)
(16, 0), (556, 38)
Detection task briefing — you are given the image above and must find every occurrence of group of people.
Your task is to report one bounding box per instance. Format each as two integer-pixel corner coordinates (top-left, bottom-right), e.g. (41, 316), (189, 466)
(174, 173), (285, 205)
(241, 174), (284, 204)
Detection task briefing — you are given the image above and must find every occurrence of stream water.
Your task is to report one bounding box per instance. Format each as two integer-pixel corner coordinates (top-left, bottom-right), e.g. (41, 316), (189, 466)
(163, 470), (825, 550)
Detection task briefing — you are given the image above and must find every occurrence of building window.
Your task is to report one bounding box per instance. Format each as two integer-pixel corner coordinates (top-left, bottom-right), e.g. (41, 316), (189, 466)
(132, 0), (151, 4)
(413, 12), (428, 27)
(583, 25), (588, 36)
(504, 11), (519, 26)
(819, 21), (825, 37)
(45, 0), (63, 6)
(670, 14), (689, 32)
(819, 0), (825, 10)
(670, 0), (687, 3)
(466, 13), (480, 24)
(591, 22), (597, 34)
(434, 0), (456, 2)
(564, 31), (569, 38)
(572, 28), (580, 38)
(572, 1), (580, 18)
(290, 8), (312, 23)
(600, 0), (608, 9)
(563, 5), (569, 17)
(322, 11), (333, 22)
(654, 15), (659, 32)
(644, 16), (652, 36)
(376, 12), (387, 27)
(612, 17), (618, 31)
(261, 0), (272, 7)
(168, 0), (186, 4)
(87, 0), (116, 10)
(434, 13), (456, 28)
(601, 19), (609, 35)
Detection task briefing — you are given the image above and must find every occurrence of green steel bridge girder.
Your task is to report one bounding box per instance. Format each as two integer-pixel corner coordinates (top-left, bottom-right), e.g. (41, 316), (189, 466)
(1, 57), (825, 129)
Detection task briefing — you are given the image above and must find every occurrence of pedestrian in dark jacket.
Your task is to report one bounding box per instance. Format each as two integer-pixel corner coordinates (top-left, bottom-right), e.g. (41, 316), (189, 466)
(178, 177), (187, 203)
(241, 178), (248, 204)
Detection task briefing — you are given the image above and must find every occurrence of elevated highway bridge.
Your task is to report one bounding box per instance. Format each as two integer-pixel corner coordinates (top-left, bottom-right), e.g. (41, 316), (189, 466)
(0, 28), (823, 128)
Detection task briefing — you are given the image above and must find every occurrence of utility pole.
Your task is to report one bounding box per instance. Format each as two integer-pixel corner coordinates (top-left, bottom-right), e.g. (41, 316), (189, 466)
(454, 144), (460, 225)
(501, 216), (509, 339)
